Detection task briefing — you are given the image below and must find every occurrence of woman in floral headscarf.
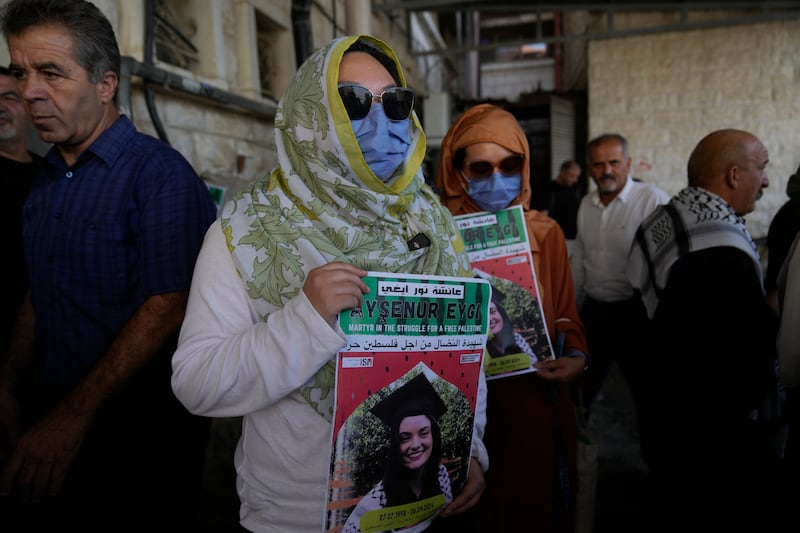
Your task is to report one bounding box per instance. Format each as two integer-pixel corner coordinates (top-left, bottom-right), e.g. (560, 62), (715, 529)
(434, 103), (588, 533)
(170, 35), (488, 532)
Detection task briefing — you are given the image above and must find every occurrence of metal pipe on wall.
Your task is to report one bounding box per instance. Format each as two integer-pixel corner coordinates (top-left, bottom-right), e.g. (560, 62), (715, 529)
(117, 1), (278, 135)
(292, 0), (315, 67)
(119, 57), (277, 120)
(345, 0), (371, 36)
(143, 0), (170, 144)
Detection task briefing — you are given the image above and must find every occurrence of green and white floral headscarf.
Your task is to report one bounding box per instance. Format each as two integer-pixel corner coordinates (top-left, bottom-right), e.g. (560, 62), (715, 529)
(220, 36), (471, 415)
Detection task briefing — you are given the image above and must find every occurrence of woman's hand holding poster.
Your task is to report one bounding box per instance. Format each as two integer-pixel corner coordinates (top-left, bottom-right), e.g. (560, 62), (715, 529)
(455, 205), (555, 379)
(325, 272), (490, 533)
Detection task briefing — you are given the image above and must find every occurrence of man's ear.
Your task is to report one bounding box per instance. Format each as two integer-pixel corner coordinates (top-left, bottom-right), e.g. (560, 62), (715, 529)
(725, 165), (738, 190)
(97, 70), (119, 105)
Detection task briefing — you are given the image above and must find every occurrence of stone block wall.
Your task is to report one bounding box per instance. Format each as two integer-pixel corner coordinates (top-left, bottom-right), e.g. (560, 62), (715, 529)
(587, 19), (800, 239)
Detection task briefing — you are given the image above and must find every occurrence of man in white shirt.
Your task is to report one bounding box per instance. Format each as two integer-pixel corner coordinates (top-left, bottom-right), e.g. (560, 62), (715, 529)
(571, 133), (668, 457)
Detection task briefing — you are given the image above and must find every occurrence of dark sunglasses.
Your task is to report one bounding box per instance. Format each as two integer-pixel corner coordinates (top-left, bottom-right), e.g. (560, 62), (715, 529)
(338, 84), (415, 121)
(464, 155), (525, 180)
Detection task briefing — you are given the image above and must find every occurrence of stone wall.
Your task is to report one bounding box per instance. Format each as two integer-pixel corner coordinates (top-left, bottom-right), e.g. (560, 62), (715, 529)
(587, 19), (800, 239)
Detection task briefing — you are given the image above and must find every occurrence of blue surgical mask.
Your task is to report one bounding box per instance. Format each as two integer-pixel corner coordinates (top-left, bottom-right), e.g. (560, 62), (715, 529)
(465, 172), (522, 212)
(351, 103), (412, 182)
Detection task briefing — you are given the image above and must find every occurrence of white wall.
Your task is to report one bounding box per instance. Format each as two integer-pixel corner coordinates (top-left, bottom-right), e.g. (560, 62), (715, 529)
(587, 19), (800, 239)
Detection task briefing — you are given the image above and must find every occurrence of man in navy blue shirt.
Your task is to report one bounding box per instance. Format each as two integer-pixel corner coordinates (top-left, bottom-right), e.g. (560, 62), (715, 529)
(0, 1), (217, 530)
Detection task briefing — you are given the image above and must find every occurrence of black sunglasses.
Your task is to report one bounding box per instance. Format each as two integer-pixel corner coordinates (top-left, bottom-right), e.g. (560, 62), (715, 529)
(464, 155), (525, 180)
(338, 84), (415, 121)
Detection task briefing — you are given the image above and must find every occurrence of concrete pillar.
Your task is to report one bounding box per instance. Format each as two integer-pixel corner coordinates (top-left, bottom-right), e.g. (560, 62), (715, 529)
(345, 0), (371, 36)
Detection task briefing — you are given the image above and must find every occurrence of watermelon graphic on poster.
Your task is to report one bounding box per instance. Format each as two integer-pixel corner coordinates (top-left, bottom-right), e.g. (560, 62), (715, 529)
(454, 204), (555, 379)
(323, 272), (490, 533)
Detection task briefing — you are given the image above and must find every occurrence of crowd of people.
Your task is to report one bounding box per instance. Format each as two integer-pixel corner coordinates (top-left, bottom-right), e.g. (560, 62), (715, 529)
(0, 1), (796, 532)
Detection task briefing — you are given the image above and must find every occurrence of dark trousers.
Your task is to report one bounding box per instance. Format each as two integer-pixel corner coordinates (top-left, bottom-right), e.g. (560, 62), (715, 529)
(775, 385), (800, 528)
(579, 296), (653, 460)
(0, 370), (210, 532)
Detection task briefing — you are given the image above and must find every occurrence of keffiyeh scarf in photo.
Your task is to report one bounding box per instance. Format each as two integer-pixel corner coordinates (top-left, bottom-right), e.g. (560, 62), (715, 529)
(628, 186), (762, 318)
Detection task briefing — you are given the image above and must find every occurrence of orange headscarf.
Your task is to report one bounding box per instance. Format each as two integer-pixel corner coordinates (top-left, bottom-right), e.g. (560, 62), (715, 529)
(435, 103), (532, 216)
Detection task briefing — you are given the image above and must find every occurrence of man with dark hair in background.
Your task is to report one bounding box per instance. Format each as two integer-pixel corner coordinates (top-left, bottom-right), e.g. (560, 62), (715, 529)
(545, 159), (584, 256)
(765, 165), (800, 310)
(0, 65), (42, 355)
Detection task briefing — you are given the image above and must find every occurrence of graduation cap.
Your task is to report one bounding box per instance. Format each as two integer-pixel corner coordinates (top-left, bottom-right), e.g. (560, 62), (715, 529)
(370, 373), (447, 428)
(491, 284), (507, 304)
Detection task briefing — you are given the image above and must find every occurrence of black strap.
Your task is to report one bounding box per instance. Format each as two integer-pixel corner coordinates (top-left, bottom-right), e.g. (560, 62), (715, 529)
(552, 332), (573, 533)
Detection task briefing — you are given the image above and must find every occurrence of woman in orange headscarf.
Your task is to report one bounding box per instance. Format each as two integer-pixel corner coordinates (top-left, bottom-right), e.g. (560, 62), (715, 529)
(433, 103), (589, 533)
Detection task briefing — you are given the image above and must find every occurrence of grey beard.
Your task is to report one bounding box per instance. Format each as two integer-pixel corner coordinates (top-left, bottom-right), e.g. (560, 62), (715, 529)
(0, 126), (18, 141)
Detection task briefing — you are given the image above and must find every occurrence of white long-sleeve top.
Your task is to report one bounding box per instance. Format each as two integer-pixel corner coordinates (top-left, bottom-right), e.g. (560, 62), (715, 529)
(572, 177), (670, 305)
(171, 221), (488, 533)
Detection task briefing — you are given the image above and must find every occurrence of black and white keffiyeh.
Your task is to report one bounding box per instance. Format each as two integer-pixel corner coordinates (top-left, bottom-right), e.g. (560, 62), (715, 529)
(628, 186), (762, 318)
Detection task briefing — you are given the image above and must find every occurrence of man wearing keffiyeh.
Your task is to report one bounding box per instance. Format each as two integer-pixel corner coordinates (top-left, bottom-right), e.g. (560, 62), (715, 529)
(627, 129), (782, 532)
